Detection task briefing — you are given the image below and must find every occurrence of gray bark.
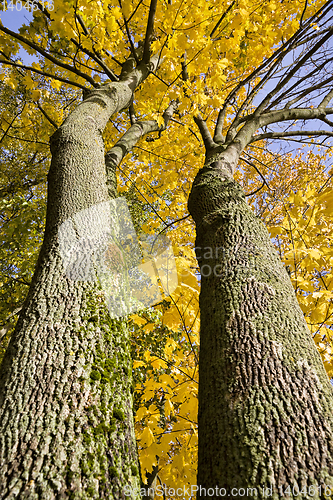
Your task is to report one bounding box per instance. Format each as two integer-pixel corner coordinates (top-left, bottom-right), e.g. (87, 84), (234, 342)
(188, 152), (333, 499)
(0, 61), (158, 499)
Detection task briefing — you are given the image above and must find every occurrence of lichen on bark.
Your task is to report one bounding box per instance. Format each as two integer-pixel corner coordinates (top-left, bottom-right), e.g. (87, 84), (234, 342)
(0, 68), (156, 499)
(188, 165), (333, 499)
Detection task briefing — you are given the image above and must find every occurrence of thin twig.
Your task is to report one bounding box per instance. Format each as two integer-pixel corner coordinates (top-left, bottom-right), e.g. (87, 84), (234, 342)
(210, 0), (236, 38)
(117, 0), (140, 65)
(300, 0), (309, 27)
(37, 102), (58, 129)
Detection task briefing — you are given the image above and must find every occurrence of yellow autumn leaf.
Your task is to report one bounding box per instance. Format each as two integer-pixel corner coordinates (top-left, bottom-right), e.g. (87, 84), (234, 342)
(140, 426), (155, 448)
(31, 89), (41, 101)
(164, 398), (174, 417)
(131, 314), (146, 325)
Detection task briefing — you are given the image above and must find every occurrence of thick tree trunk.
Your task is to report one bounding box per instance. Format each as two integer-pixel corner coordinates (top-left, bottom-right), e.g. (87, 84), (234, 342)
(188, 160), (333, 499)
(0, 69), (154, 499)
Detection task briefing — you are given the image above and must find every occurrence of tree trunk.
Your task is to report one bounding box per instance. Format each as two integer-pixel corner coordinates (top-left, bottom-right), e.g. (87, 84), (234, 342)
(0, 73), (151, 499)
(188, 160), (333, 500)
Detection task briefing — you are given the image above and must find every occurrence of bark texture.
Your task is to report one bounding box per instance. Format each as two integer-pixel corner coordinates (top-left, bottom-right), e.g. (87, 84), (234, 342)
(0, 72), (154, 499)
(188, 161), (333, 499)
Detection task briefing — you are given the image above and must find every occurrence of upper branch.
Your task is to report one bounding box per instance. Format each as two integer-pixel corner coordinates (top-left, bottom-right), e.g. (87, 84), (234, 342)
(219, 0), (333, 135)
(105, 101), (177, 197)
(210, 0), (236, 39)
(142, 0), (158, 64)
(251, 130), (333, 142)
(194, 114), (216, 150)
(319, 87), (333, 109)
(254, 27), (333, 116)
(213, 108), (226, 144)
(0, 26), (97, 87)
(0, 59), (87, 90)
(117, 0), (140, 65)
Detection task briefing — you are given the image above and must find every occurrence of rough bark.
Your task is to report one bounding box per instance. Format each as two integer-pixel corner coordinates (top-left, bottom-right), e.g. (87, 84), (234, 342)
(0, 64), (157, 499)
(188, 156), (333, 500)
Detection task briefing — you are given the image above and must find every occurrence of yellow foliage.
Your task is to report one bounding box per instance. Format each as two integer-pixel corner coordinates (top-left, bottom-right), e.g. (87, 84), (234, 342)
(0, 0), (331, 493)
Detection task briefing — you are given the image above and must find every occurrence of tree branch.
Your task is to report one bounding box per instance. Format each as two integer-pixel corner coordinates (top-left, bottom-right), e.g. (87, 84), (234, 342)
(142, 0), (158, 64)
(239, 156), (270, 189)
(277, 58), (333, 110)
(129, 103), (136, 125)
(194, 114), (216, 151)
(229, 105), (333, 152)
(105, 101), (177, 197)
(70, 39), (119, 82)
(245, 180), (265, 197)
(117, 0), (140, 65)
(259, 107), (333, 129)
(210, 0), (236, 39)
(319, 87), (333, 109)
(254, 27), (333, 115)
(214, 108), (226, 144)
(30, 0), (51, 19)
(76, 14), (89, 36)
(0, 104), (25, 145)
(218, 1), (333, 129)
(0, 59), (87, 90)
(37, 102), (58, 128)
(320, 116), (333, 127)
(299, 0), (309, 27)
(251, 130), (333, 143)
(0, 26), (97, 87)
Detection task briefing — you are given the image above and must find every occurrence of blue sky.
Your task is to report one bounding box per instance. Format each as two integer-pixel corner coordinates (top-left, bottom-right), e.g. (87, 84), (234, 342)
(0, 7), (35, 63)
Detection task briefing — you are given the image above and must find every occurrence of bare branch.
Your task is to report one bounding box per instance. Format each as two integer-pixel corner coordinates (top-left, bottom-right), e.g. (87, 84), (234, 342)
(143, 0), (158, 63)
(229, 104), (333, 152)
(219, 1), (333, 124)
(320, 116), (333, 127)
(276, 58), (333, 110)
(251, 130), (333, 143)
(299, 0), (309, 27)
(254, 27), (333, 115)
(319, 87), (333, 109)
(259, 107), (333, 128)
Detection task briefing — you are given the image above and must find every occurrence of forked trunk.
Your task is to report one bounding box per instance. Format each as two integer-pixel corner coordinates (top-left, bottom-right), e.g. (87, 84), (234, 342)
(188, 158), (333, 499)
